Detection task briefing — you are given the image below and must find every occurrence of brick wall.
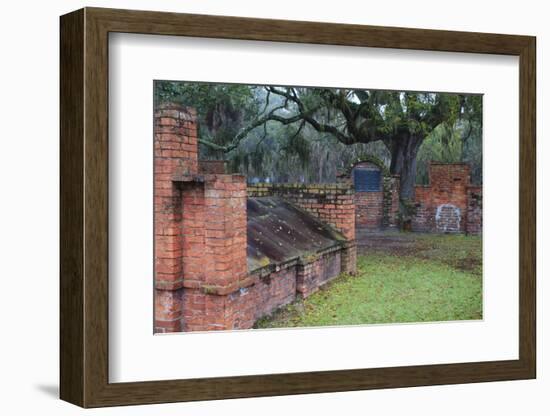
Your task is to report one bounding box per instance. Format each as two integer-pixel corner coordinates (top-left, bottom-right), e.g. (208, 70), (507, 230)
(228, 247), (346, 327)
(341, 162), (400, 231)
(296, 249), (342, 298)
(355, 191), (383, 229)
(179, 248), (348, 332)
(411, 163), (475, 234)
(430, 163), (469, 233)
(228, 267), (298, 329)
(340, 159), (481, 234)
(247, 183), (355, 241)
(411, 186), (433, 232)
(351, 162), (384, 230)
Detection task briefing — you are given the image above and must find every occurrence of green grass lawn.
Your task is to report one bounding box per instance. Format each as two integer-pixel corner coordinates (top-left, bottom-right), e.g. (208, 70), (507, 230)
(255, 233), (482, 329)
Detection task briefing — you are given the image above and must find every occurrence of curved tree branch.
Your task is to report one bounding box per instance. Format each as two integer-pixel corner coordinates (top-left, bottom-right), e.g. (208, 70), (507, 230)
(266, 86), (356, 145)
(199, 101), (293, 153)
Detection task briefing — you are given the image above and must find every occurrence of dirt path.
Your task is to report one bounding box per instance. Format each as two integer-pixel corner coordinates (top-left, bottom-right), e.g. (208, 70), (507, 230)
(356, 229), (420, 256)
(356, 230), (482, 276)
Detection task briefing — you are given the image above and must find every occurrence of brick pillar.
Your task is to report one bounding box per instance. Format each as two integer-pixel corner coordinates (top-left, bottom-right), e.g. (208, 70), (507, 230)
(332, 186), (357, 275)
(176, 176), (248, 293)
(326, 186), (355, 241)
(181, 175), (248, 331)
(154, 104), (198, 333)
(341, 241), (357, 275)
(466, 186), (482, 235)
(203, 177), (248, 288)
(383, 175), (400, 228)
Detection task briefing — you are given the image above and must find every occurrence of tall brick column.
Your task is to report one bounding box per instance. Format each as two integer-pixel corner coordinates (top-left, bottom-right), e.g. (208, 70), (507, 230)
(180, 175), (248, 331)
(154, 104), (198, 333)
(154, 103), (249, 333)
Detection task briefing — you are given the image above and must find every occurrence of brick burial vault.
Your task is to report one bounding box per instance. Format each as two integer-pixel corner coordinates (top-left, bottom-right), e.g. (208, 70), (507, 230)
(154, 104), (357, 333)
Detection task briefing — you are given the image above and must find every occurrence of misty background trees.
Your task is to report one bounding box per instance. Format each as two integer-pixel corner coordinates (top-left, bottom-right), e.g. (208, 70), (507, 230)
(154, 81), (482, 204)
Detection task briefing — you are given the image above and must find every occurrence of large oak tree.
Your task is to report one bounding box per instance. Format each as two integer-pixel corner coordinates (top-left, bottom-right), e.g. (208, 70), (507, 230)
(210, 86), (461, 203)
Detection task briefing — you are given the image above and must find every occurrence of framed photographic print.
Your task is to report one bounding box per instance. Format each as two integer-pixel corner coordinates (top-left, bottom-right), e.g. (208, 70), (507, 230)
(60, 7), (536, 408)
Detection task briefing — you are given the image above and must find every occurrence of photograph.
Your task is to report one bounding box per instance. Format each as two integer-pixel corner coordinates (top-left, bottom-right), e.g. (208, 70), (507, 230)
(153, 81), (483, 334)
(50, 4), (539, 410)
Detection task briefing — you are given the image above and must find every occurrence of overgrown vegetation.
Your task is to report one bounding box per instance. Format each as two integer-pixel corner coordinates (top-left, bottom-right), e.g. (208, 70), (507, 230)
(254, 233), (482, 329)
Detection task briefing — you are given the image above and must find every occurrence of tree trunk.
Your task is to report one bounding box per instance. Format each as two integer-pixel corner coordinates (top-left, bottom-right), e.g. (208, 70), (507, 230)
(388, 133), (424, 226)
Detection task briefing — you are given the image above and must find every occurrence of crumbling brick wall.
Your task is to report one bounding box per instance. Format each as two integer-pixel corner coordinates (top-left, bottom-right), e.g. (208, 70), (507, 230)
(340, 159), (482, 234)
(411, 186), (433, 232)
(296, 248), (343, 298)
(155, 104), (357, 333)
(411, 163), (474, 234)
(226, 246), (346, 326)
